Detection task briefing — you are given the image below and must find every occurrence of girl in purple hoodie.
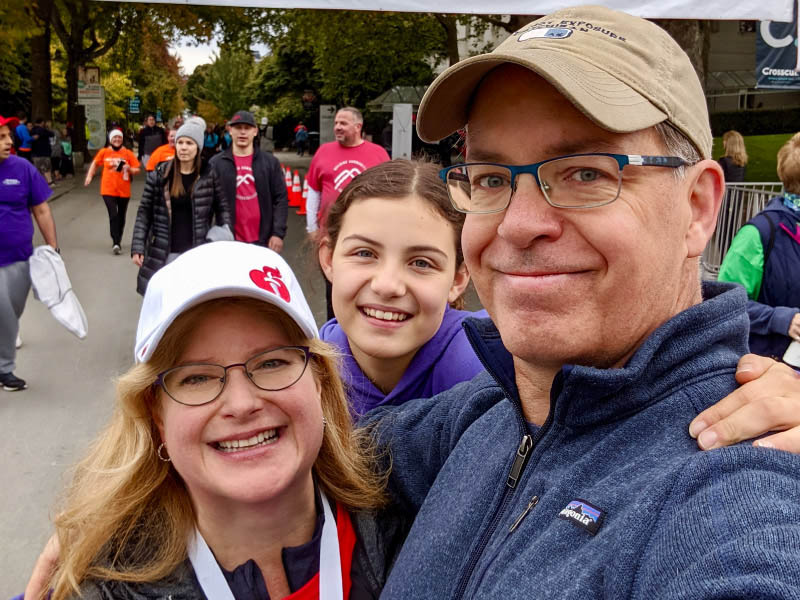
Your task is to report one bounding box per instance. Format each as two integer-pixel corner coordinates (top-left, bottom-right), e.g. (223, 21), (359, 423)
(318, 160), (488, 417)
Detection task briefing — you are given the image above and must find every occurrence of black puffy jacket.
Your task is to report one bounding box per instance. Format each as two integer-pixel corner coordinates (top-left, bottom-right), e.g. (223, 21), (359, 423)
(131, 158), (231, 295)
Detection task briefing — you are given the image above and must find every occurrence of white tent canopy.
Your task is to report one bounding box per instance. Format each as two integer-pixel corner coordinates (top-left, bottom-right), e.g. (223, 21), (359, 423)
(99, 0), (794, 21)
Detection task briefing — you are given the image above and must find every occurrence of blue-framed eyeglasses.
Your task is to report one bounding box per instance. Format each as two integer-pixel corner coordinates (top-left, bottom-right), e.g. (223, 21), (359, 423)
(156, 346), (312, 406)
(439, 153), (691, 213)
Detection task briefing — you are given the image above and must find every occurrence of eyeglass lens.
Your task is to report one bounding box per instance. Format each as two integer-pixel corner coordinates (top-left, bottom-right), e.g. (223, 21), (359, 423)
(446, 155), (624, 212)
(161, 346), (309, 405)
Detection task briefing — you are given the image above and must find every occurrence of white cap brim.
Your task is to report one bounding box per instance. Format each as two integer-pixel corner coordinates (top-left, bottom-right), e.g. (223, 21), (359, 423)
(134, 242), (318, 363)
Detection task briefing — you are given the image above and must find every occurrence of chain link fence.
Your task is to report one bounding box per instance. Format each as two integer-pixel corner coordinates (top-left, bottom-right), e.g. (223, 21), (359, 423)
(702, 182), (784, 278)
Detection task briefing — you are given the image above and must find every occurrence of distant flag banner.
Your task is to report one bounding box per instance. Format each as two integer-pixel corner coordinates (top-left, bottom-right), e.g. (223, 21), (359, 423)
(92, 0), (792, 20)
(756, 0), (800, 88)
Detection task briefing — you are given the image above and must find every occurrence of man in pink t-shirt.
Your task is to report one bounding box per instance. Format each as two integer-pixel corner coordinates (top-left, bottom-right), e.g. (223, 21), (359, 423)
(305, 107), (390, 235)
(208, 110), (288, 251)
(305, 107), (390, 319)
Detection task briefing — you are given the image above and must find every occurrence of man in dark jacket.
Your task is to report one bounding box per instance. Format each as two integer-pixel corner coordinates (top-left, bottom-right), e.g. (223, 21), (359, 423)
(137, 114), (166, 168)
(209, 110), (288, 252)
(30, 118), (53, 185)
(362, 6), (800, 599)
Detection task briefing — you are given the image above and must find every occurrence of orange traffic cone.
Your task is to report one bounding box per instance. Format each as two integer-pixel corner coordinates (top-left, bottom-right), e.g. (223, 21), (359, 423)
(297, 177), (308, 216)
(284, 168), (292, 196)
(289, 170), (302, 207)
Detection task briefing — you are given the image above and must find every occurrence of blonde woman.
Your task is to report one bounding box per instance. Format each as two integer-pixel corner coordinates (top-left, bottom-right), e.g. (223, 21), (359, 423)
(40, 241), (397, 600)
(718, 130), (748, 182)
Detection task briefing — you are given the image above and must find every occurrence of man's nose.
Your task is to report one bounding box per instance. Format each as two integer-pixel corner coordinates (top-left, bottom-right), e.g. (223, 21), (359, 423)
(496, 173), (564, 247)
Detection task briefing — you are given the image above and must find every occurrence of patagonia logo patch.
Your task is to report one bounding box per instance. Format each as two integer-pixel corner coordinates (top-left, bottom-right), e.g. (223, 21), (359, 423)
(558, 499), (604, 535)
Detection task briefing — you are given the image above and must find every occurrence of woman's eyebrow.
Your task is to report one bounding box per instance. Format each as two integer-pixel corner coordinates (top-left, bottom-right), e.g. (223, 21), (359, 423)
(341, 234), (383, 246)
(342, 235), (448, 258)
(406, 245), (448, 258)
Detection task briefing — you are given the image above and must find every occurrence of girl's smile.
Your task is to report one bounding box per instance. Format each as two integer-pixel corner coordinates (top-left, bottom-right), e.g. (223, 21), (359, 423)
(320, 194), (469, 391)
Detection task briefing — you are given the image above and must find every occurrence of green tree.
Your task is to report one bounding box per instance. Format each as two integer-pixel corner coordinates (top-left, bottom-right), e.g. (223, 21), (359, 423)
(252, 10), (445, 108)
(184, 63), (211, 114)
(100, 70), (135, 123)
(199, 48), (256, 120)
(249, 40), (321, 119)
(135, 30), (185, 122)
(47, 0), (130, 152)
(0, 0), (32, 114)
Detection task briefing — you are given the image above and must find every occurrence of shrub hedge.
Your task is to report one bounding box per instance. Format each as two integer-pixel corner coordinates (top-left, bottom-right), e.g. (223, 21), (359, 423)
(710, 108), (800, 137)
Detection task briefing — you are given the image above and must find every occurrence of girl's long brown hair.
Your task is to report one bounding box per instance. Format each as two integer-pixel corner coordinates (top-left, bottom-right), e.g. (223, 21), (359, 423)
(168, 140), (202, 199)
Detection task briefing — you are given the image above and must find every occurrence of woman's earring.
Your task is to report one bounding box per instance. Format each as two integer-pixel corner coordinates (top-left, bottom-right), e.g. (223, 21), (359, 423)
(157, 443), (171, 462)
(322, 417), (328, 429)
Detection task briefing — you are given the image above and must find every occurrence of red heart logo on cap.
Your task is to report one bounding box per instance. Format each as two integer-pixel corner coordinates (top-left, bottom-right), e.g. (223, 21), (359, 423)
(250, 266), (291, 302)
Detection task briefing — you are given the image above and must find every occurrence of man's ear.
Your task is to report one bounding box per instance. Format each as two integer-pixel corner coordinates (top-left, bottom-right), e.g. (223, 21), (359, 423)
(448, 262), (471, 304)
(318, 237), (334, 283)
(684, 159), (724, 258)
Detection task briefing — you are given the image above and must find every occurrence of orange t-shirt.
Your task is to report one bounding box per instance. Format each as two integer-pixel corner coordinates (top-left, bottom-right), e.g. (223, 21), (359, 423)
(146, 144), (175, 171)
(93, 147), (140, 197)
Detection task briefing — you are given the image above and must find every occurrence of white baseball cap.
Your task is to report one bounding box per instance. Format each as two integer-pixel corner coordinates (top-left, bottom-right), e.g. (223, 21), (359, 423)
(135, 241), (318, 363)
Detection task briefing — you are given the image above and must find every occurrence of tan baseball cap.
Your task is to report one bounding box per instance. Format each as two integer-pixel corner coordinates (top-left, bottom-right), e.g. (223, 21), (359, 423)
(416, 5), (711, 158)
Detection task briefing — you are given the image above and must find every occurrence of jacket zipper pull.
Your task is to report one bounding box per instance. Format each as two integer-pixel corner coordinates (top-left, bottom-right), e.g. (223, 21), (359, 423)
(506, 434), (533, 488)
(509, 495), (539, 533)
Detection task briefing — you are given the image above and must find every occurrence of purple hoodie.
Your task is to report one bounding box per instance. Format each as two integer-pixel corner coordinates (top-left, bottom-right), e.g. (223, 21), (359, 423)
(320, 305), (488, 417)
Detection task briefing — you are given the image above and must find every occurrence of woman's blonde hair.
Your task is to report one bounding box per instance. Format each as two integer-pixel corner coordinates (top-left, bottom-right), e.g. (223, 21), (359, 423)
(722, 130), (748, 167)
(49, 297), (387, 600)
(777, 132), (800, 194)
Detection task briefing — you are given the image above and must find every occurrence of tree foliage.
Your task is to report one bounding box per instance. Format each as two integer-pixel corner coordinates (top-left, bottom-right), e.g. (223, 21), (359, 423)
(252, 10), (446, 109)
(198, 48), (255, 120)
(184, 64), (211, 114)
(99, 69), (135, 123)
(1, 3), (713, 154)
(0, 0), (36, 114)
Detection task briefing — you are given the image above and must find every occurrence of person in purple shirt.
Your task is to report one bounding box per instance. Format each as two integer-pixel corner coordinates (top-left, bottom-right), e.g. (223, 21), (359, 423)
(0, 113), (59, 391)
(318, 160), (487, 417)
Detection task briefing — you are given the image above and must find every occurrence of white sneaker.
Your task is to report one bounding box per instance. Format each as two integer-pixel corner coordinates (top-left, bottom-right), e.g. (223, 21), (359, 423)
(15, 334), (22, 349)
(112, 244), (122, 255)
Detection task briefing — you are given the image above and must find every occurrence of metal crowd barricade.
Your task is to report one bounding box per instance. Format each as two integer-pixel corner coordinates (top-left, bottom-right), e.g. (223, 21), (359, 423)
(701, 182), (784, 278)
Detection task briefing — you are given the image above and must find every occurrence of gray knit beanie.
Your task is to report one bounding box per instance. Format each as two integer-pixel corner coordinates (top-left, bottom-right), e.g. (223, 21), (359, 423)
(176, 116), (206, 150)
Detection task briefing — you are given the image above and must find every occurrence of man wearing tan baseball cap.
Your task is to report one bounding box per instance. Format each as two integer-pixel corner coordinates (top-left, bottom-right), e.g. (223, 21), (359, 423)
(365, 5), (800, 598)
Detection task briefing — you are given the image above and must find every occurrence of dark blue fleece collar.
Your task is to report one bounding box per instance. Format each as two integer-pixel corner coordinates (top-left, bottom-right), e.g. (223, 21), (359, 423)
(462, 281), (749, 429)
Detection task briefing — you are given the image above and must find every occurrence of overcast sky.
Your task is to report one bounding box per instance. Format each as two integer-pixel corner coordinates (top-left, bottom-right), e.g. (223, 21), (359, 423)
(171, 41), (217, 75)
(171, 40), (270, 75)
